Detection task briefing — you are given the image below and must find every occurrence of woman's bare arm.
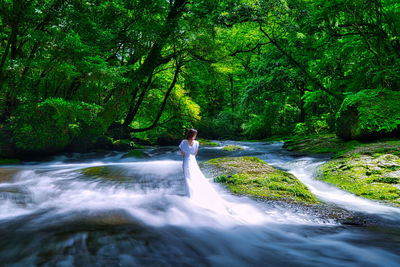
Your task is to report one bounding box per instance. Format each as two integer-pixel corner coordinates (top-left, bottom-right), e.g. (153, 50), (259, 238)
(181, 150), (185, 158)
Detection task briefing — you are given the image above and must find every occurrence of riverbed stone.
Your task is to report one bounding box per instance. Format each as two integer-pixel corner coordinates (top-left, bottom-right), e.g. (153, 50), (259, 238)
(0, 168), (19, 183)
(204, 156), (318, 204)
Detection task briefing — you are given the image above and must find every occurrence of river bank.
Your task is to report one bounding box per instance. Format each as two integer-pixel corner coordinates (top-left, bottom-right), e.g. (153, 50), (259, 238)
(277, 134), (400, 207)
(202, 155), (383, 226)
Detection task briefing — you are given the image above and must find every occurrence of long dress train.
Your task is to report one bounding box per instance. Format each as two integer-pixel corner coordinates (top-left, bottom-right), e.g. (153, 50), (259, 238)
(179, 140), (228, 213)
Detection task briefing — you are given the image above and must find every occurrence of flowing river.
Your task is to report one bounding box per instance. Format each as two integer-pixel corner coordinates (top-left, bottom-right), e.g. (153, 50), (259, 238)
(1, 141), (400, 266)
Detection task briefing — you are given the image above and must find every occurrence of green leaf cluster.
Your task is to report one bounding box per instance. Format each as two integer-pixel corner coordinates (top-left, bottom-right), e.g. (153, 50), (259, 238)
(336, 89), (400, 139)
(9, 98), (103, 154)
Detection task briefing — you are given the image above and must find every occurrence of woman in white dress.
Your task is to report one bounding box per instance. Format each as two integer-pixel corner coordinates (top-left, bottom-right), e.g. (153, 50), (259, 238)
(179, 129), (228, 212)
(178, 130), (266, 220)
(179, 128), (199, 197)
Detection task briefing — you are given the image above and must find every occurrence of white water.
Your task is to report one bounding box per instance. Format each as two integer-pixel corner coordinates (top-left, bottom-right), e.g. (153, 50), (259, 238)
(1, 142), (400, 266)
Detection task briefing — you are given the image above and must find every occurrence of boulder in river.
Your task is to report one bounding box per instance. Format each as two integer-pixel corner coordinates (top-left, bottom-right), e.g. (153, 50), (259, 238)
(203, 157), (318, 205)
(222, 145), (244, 151)
(317, 140), (400, 207)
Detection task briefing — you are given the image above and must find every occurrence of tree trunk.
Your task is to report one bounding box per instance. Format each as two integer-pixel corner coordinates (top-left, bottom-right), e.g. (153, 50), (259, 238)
(101, 0), (187, 131)
(229, 74), (234, 126)
(122, 74), (154, 127)
(298, 83), (306, 123)
(130, 63), (180, 132)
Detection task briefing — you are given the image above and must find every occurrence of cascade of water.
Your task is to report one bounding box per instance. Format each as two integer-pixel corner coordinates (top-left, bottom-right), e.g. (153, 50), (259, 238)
(0, 142), (400, 266)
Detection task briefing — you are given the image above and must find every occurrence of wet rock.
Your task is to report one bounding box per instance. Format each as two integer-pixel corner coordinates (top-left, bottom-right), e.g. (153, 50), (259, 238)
(0, 168), (19, 183)
(80, 166), (134, 183)
(0, 186), (32, 205)
(112, 139), (133, 151)
(121, 150), (149, 159)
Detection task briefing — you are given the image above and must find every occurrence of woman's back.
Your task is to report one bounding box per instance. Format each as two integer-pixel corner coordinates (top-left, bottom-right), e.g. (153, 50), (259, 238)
(179, 139), (198, 157)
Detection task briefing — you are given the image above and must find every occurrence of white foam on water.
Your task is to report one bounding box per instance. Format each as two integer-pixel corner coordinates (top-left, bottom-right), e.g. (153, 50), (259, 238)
(1, 144), (400, 266)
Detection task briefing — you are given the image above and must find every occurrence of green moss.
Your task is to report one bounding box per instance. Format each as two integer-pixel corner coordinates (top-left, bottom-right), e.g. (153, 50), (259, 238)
(318, 146), (400, 207)
(222, 145), (244, 151)
(81, 166), (107, 177)
(205, 156), (318, 204)
(133, 144), (146, 149)
(282, 134), (362, 155)
(0, 159), (20, 165)
(197, 138), (219, 146)
(121, 150), (148, 159)
(80, 166), (131, 182)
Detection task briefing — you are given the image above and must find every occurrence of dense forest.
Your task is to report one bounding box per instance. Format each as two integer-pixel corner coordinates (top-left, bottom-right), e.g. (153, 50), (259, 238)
(1, 0), (399, 157)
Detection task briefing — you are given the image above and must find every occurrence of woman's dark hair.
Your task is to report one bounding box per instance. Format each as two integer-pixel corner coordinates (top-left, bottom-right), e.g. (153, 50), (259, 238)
(185, 128), (198, 139)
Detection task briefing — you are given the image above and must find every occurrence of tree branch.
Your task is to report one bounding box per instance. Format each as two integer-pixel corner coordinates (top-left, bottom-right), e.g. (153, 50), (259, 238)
(130, 62), (181, 132)
(258, 22), (343, 100)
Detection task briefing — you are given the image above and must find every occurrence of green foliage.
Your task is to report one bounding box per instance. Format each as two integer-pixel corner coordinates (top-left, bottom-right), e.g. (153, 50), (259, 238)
(9, 98), (103, 154)
(242, 102), (300, 139)
(293, 115), (330, 136)
(336, 89), (400, 139)
(1, 0), (399, 156)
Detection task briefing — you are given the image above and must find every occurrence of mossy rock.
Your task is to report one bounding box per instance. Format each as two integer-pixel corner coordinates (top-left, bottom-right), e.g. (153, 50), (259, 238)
(121, 150), (148, 159)
(282, 134), (360, 155)
(80, 166), (131, 182)
(198, 139), (219, 147)
(317, 141), (400, 207)
(222, 145), (244, 151)
(112, 139), (133, 151)
(336, 89), (400, 140)
(204, 157), (318, 204)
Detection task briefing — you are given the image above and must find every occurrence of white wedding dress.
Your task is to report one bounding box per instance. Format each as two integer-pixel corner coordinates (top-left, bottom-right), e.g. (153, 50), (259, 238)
(178, 140), (268, 223)
(179, 139), (228, 213)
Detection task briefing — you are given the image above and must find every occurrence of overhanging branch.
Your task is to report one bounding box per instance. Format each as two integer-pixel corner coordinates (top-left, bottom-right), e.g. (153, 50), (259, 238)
(130, 61), (181, 132)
